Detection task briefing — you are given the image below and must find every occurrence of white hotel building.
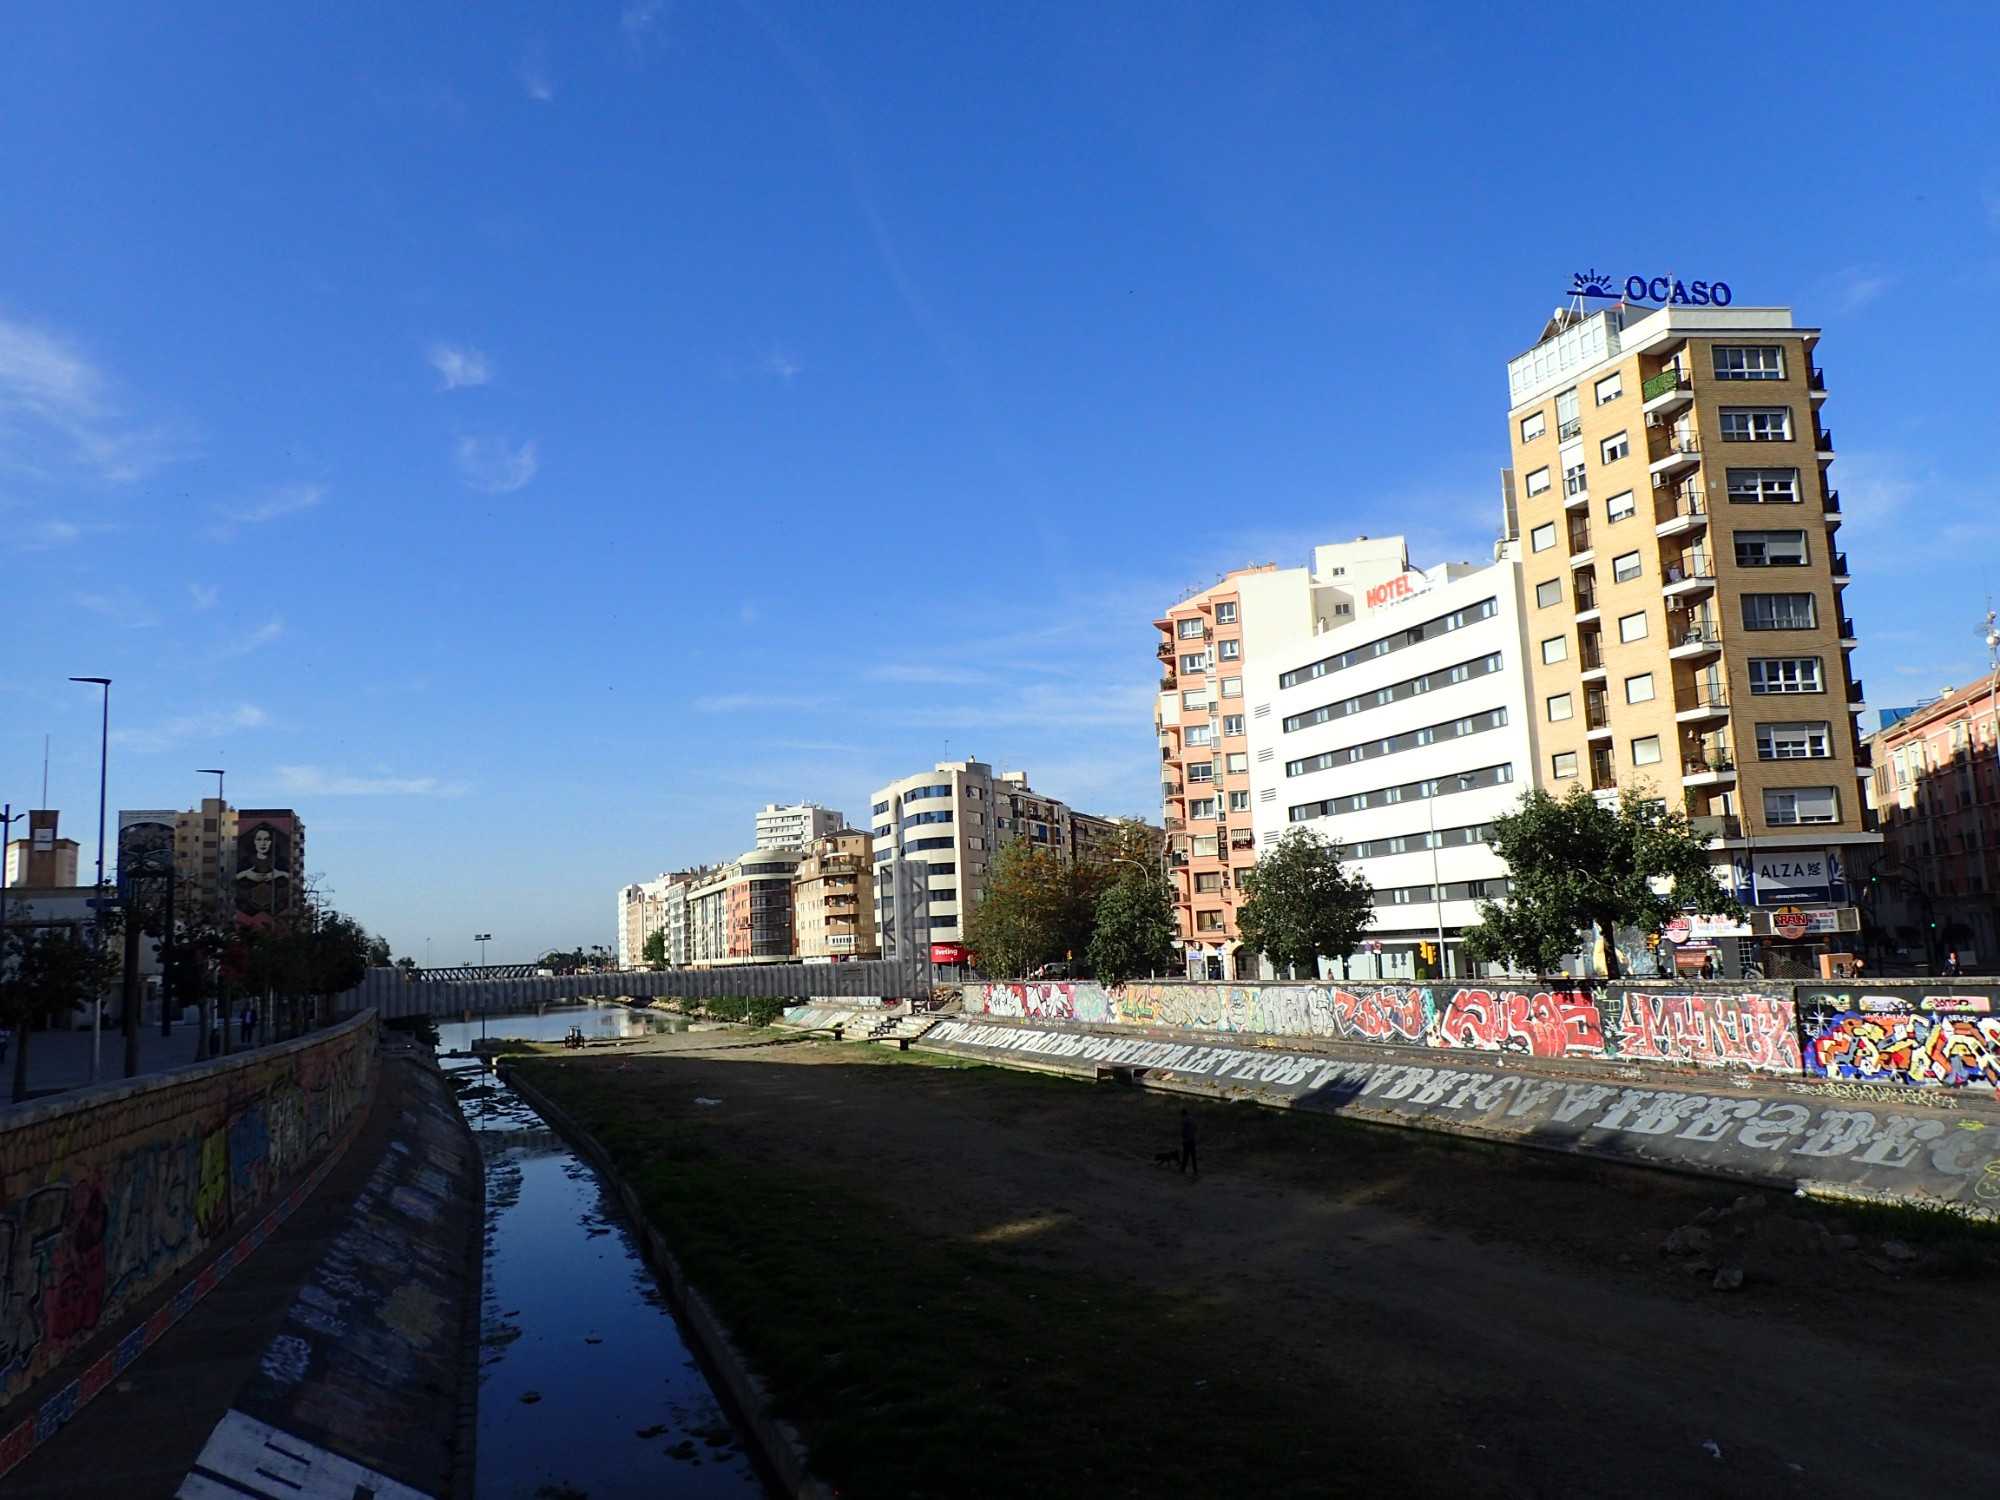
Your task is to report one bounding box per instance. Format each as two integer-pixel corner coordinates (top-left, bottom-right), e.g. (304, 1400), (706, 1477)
(1244, 544), (1536, 980)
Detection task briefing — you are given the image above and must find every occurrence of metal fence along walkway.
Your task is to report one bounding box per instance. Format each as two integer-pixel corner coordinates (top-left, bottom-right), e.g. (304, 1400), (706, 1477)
(335, 957), (929, 1019)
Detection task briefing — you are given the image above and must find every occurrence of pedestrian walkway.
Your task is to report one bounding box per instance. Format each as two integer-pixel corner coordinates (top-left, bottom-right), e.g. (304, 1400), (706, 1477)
(10, 1017), (272, 1097)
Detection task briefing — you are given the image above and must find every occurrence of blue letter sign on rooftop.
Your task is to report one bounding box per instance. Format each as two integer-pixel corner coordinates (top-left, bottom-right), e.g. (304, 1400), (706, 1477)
(1569, 269), (1732, 308)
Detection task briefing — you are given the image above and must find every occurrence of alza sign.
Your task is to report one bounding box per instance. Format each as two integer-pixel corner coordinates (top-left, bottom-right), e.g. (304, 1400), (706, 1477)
(1570, 269), (1733, 307)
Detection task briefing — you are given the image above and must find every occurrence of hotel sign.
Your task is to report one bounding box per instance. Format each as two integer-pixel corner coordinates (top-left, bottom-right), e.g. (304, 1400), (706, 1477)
(1570, 269), (1733, 307)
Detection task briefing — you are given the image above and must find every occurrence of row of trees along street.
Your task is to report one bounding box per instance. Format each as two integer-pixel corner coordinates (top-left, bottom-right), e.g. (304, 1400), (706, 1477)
(961, 783), (1738, 983)
(0, 878), (383, 1103)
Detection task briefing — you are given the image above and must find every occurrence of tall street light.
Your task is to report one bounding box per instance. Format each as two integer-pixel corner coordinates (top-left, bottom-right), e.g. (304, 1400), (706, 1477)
(474, 933), (492, 1041)
(71, 677), (111, 1083)
(196, 769), (225, 1055)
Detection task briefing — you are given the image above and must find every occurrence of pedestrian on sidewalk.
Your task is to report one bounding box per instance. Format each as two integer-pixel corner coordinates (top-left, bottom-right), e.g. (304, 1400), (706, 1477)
(1179, 1107), (1199, 1178)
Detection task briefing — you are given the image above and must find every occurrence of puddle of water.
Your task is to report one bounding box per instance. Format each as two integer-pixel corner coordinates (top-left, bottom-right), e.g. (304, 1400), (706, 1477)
(442, 1001), (688, 1053)
(441, 1008), (766, 1499)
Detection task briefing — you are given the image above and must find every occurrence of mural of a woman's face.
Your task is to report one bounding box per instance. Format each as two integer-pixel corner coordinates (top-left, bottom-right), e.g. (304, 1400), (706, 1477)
(253, 827), (275, 862)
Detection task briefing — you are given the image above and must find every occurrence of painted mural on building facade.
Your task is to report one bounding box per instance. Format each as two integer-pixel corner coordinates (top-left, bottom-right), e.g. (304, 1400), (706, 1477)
(969, 981), (1802, 1074)
(0, 1018), (376, 1408)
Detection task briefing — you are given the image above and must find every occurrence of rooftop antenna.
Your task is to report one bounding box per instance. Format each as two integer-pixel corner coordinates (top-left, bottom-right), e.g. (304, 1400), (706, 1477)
(41, 735), (49, 808)
(1980, 600), (2000, 672)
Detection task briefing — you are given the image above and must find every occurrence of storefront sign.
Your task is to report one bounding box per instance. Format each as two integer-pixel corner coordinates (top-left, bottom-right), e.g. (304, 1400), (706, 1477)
(1732, 851), (1847, 906)
(1569, 269), (1733, 306)
(930, 942), (969, 966)
(1773, 906), (1812, 941)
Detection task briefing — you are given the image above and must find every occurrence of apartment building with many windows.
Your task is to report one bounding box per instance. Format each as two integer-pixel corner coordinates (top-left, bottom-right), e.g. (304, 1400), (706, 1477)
(754, 801), (845, 852)
(1505, 300), (1875, 963)
(1865, 682), (2000, 966)
(1155, 540), (1409, 978)
(1245, 548), (1536, 980)
(793, 829), (878, 958)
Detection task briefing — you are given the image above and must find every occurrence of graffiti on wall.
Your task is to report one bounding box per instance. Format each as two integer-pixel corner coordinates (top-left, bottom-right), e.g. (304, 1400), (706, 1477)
(1808, 1011), (2000, 1088)
(970, 981), (1802, 1074)
(0, 1019), (376, 1409)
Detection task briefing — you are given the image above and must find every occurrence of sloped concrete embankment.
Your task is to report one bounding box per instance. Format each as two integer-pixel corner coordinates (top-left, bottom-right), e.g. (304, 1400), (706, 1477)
(915, 1018), (2000, 1219)
(0, 1014), (380, 1480)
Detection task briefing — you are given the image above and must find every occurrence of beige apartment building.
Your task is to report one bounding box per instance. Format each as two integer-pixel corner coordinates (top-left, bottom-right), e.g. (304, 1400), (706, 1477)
(1153, 541), (1408, 979)
(793, 829), (878, 958)
(1505, 299), (1874, 962)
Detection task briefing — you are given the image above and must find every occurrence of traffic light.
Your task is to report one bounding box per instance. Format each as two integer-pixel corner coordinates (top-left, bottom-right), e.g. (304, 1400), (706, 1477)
(1417, 940), (1437, 964)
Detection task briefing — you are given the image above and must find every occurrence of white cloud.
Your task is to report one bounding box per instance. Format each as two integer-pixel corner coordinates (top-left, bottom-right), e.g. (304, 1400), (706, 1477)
(74, 589), (158, 629)
(428, 343), (494, 389)
(765, 346), (804, 380)
(113, 704), (266, 752)
(867, 662), (991, 686)
(694, 692), (828, 713)
(622, 0), (664, 33)
(455, 435), (537, 492)
(190, 583), (219, 610)
(1822, 265), (1892, 315)
(0, 314), (184, 482)
(217, 481), (324, 531)
(266, 764), (468, 797)
(520, 63), (554, 102)
(215, 616), (285, 659)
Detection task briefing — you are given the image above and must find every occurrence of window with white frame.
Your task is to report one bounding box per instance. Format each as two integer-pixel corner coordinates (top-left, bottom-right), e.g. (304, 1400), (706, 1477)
(1595, 371), (1624, 405)
(1727, 468), (1800, 504)
(1618, 610), (1649, 643)
(1713, 345), (1785, 380)
(1181, 689), (1207, 709)
(1525, 466), (1552, 496)
(1552, 750), (1579, 779)
(1625, 672), (1655, 704)
(1221, 677), (1242, 698)
(1536, 578), (1563, 608)
(1556, 387), (1580, 432)
(1178, 618), (1204, 639)
(1749, 657), (1824, 694)
(1180, 653), (1207, 673)
(1520, 411), (1547, 442)
(1222, 714), (1245, 737)
(1530, 521), (1557, 552)
(1612, 550), (1642, 583)
(1606, 489), (1636, 523)
(1601, 431), (1630, 464)
(1189, 797), (1218, 819)
(1720, 407), (1792, 442)
(1757, 721), (1832, 759)
(1186, 762), (1214, 783)
(1547, 692), (1573, 722)
(1225, 752), (1248, 773)
(1734, 530), (1808, 567)
(1185, 724), (1215, 745)
(1228, 790), (1250, 812)
(1218, 638), (1240, 659)
(1214, 602), (1237, 624)
(1743, 593), (1816, 630)
(1631, 735), (1662, 766)
(1541, 635), (1568, 664)
(1564, 462), (1588, 497)
(1764, 786), (1838, 825)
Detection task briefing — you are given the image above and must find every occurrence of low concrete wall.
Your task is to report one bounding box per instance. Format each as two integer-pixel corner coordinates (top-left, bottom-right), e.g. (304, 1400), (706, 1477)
(0, 1014), (378, 1410)
(339, 959), (927, 1019)
(920, 1018), (2000, 1218)
(967, 980), (2000, 1090)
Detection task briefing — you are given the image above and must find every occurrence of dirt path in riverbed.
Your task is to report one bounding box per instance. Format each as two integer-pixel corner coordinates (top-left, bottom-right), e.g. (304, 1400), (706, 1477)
(573, 1031), (2000, 1498)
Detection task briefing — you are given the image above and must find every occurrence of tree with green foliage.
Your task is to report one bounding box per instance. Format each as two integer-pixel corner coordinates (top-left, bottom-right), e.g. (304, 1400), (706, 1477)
(0, 909), (122, 1101)
(1460, 783), (1744, 978)
(1086, 836), (1178, 986)
(1235, 828), (1375, 979)
(964, 837), (1114, 978)
(641, 929), (667, 969)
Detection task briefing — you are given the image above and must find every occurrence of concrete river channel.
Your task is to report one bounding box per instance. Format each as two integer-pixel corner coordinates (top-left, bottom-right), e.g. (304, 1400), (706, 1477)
(438, 1005), (768, 1499)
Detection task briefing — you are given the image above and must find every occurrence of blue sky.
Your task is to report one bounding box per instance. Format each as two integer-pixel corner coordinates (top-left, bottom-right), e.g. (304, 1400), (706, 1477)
(5, 3), (1997, 963)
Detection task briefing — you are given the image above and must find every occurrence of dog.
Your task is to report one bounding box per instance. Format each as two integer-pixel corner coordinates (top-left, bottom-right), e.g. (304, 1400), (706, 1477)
(1153, 1149), (1182, 1168)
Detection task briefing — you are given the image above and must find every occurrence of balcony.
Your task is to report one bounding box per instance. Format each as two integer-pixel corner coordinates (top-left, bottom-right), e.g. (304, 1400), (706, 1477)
(1848, 676), (1866, 707)
(1160, 675), (1176, 691)
(1654, 486), (1707, 538)
(1558, 417), (1582, 441)
(1668, 618), (1723, 659)
(1661, 553), (1717, 599)
(1649, 433), (1701, 482)
(1681, 743), (1737, 787)
(1831, 550), (1850, 580)
(1585, 700), (1613, 740)
(1573, 579), (1599, 620)
(1839, 616), (1859, 646)
(1164, 816), (1186, 832)
(1567, 519), (1593, 560)
(1674, 685), (1730, 724)
(1690, 814), (1743, 842)
(1816, 426), (1835, 457)
(1228, 832), (1256, 852)
(1578, 633), (1607, 681)
(1808, 366), (1826, 393)
(1641, 366), (1694, 417)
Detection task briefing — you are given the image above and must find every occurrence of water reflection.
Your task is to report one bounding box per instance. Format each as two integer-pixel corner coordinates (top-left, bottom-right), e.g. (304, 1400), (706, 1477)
(442, 1007), (764, 1498)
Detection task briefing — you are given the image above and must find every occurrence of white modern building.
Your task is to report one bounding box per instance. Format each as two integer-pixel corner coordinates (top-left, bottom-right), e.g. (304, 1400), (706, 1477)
(754, 801), (845, 852)
(868, 760), (1003, 946)
(1244, 545), (1537, 979)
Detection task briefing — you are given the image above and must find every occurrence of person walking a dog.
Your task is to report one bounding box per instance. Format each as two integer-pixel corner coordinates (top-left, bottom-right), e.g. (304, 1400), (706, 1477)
(1179, 1107), (1199, 1178)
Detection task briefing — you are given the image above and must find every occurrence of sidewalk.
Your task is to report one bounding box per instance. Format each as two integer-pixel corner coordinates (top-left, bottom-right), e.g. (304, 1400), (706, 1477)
(10, 1020), (278, 1097)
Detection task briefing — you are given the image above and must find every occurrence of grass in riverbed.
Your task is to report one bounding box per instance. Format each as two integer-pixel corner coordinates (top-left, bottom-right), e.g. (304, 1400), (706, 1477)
(517, 1057), (1450, 1500)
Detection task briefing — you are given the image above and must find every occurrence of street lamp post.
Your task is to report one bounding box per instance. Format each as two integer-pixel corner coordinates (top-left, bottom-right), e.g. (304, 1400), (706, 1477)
(196, 769), (225, 1055)
(71, 677), (111, 1084)
(474, 933), (492, 1041)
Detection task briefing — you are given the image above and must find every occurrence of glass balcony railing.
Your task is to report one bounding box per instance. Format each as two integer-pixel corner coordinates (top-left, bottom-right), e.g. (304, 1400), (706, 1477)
(1642, 367), (1689, 401)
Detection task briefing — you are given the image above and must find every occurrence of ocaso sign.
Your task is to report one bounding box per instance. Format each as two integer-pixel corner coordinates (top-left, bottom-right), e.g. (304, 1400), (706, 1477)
(1570, 270), (1733, 307)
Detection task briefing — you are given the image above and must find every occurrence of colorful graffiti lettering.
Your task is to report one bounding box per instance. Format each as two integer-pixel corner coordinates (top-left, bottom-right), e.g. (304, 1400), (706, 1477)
(0, 1017), (377, 1412)
(1810, 1013), (2000, 1088)
(1432, 988), (1604, 1058)
(1616, 992), (1801, 1074)
(976, 983), (1113, 1024)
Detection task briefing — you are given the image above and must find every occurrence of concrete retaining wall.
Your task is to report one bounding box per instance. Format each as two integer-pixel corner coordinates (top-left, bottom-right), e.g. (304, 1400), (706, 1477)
(0, 1014), (378, 1410)
(967, 980), (2000, 1091)
(919, 1019), (2000, 1218)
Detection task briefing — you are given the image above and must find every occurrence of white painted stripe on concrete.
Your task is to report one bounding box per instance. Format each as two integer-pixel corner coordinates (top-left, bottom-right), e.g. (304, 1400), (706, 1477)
(177, 1409), (434, 1500)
